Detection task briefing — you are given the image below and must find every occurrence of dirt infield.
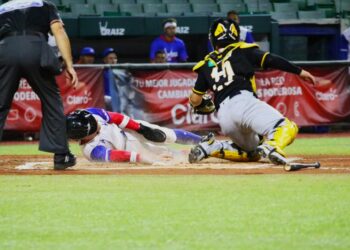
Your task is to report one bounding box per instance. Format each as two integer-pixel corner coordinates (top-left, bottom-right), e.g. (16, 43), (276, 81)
(1, 154), (350, 175)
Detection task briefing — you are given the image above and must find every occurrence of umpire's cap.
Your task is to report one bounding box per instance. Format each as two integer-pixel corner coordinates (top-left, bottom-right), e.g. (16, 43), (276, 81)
(209, 18), (240, 49)
(66, 110), (98, 140)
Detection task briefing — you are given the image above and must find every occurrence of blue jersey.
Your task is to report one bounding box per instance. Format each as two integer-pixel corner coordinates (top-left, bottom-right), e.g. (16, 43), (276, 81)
(150, 35), (188, 63)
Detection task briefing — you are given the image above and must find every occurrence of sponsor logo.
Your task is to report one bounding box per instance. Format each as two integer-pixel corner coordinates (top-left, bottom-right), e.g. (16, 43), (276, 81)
(171, 103), (218, 125)
(66, 90), (92, 105)
(99, 21), (126, 36)
(176, 26), (190, 34)
(316, 88), (338, 101)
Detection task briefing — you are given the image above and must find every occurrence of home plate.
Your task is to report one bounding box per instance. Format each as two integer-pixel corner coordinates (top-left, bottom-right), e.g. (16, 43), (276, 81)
(16, 162), (52, 170)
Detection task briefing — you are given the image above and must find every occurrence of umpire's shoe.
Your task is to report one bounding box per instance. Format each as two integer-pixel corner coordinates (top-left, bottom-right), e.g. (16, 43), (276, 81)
(54, 152), (76, 170)
(188, 133), (215, 163)
(257, 144), (287, 165)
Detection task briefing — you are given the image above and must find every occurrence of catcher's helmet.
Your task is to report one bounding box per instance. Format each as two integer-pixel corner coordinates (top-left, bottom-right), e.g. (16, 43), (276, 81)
(66, 110), (98, 140)
(209, 18), (240, 48)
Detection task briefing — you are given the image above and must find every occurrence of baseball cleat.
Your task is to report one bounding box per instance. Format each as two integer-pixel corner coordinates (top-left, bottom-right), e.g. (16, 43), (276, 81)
(138, 124), (167, 143)
(188, 133), (216, 163)
(257, 144), (287, 165)
(188, 145), (208, 163)
(54, 152), (76, 170)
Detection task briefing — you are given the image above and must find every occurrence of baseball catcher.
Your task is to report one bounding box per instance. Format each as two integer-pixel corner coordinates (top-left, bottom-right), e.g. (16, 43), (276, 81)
(189, 18), (316, 165)
(66, 108), (202, 165)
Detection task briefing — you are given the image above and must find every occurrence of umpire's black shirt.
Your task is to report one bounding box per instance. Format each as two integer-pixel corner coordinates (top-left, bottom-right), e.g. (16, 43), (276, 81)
(0, 0), (62, 40)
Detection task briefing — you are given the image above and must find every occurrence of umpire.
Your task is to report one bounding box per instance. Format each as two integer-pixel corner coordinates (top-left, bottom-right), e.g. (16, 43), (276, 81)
(0, 0), (78, 170)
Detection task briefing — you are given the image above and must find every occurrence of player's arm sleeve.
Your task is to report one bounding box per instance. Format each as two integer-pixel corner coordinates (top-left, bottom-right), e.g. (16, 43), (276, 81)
(149, 40), (158, 60)
(90, 145), (140, 163)
(46, 1), (63, 25)
(246, 48), (302, 75)
(179, 41), (188, 62)
(192, 70), (209, 95)
(107, 111), (141, 131)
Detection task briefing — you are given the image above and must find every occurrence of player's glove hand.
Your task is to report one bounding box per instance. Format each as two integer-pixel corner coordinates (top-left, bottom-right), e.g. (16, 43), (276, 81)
(192, 94), (216, 115)
(138, 124), (167, 143)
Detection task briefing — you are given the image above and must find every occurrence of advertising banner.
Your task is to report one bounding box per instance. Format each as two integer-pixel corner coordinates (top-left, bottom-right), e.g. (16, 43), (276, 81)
(119, 67), (350, 130)
(4, 68), (105, 131)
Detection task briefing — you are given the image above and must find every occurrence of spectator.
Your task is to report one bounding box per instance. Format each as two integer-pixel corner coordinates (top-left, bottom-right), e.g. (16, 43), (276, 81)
(77, 47), (95, 64)
(227, 10), (254, 43)
(150, 18), (188, 63)
(154, 50), (167, 63)
(103, 48), (118, 64)
(102, 48), (119, 111)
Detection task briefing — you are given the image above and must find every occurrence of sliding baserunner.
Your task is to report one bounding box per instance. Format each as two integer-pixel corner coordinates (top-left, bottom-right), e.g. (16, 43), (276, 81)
(66, 108), (201, 165)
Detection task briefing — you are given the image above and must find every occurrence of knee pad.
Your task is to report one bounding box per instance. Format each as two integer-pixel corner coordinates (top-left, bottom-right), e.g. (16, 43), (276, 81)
(266, 118), (298, 150)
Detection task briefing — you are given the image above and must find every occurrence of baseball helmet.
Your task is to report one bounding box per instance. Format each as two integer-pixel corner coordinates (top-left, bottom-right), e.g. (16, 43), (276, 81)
(66, 110), (98, 140)
(102, 47), (116, 58)
(209, 18), (240, 48)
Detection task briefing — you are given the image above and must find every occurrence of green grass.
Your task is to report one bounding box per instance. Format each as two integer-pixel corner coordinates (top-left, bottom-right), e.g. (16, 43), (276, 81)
(1, 136), (350, 156)
(0, 175), (349, 250)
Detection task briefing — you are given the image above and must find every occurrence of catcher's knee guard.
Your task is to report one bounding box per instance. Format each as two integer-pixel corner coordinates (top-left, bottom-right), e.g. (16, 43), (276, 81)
(265, 118), (298, 156)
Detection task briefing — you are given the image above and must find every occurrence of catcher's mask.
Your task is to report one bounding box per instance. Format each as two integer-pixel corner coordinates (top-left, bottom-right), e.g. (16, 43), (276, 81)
(66, 110), (98, 140)
(209, 18), (240, 49)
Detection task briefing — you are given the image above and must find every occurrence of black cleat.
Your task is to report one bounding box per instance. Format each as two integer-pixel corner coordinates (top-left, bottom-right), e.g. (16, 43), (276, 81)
(54, 152), (76, 170)
(138, 124), (166, 143)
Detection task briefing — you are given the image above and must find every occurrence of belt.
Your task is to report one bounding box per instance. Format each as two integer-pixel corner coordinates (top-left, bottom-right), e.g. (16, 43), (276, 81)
(4, 31), (42, 37)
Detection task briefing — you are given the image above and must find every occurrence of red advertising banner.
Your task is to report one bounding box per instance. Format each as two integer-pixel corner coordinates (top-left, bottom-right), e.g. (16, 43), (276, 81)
(132, 67), (350, 130)
(5, 68), (105, 131)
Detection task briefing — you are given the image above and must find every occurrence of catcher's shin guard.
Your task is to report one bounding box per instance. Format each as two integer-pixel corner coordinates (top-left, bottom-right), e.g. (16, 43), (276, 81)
(258, 118), (298, 165)
(265, 118), (298, 151)
(188, 133), (260, 163)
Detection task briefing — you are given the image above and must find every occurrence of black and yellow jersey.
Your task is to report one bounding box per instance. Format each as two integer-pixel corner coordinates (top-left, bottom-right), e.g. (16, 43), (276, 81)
(192, 42), (271, 109)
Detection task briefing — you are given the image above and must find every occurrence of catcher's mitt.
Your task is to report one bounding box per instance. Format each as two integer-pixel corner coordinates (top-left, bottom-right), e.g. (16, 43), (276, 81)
(192, 95), (216, 115)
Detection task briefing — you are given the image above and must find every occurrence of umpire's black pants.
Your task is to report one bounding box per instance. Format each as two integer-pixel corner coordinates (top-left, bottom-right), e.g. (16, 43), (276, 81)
(0, 35), (69, 154)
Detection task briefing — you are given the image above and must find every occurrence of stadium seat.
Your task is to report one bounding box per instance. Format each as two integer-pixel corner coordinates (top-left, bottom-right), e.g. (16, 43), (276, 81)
(60, 12), (76, 18)
(219, 3), (247, 13)
(192, 3), (219, 13)
(189, 0), (215, 4)
(156, 12), (182, 17)
(161, 0), (188, 3)
(259, 2), (272, 12)
(119, 3), (143, 14)
(290, 0), (307, 10)
(216, 0), (243, 3)
(61, 0), (85, 8)
(246, 2), (259, 12)
(271, 11), (297, 20)
(71, 4), (97, 15)
(143, 3), (166, 13)
(307, 0), (333, 5)
(86, 0), (110, 5)
(136, 0), (161, 4)
(243, 0), (258, 4)
(274, 2), (299, 12)
(111, 0), (136, 4)
(166, 4), (192, 14)
(298, 10), (326, 18)
(95, 4), (119, 15)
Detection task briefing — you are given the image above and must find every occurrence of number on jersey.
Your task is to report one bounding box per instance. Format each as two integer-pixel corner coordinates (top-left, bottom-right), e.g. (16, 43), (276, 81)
(210, 61), (235, 92)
